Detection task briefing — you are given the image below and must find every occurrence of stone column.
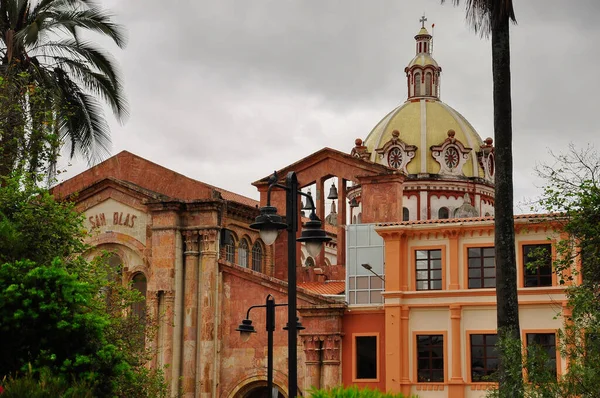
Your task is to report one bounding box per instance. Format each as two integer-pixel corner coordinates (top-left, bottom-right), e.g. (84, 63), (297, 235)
(317, 177), (326, 267)
(336, 178), (346, 266)
(448, 305), (465, 398)
(162, 290), (176, 383)
(147, 291), (160, 369)
(198, 229), (219, 397)
(321, 334), (342, 388)
(182, 230), (200, 398)
(302, 335), (323, 390)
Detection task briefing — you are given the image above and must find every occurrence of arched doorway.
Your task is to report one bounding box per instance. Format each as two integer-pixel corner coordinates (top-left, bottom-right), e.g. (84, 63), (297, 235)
(233, 380), (288, 398)
(244, 386), (285, 398)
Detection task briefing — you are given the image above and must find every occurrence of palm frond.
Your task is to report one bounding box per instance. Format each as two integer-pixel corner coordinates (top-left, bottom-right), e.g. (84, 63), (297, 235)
(56, 79), (111, 164)
(51, 55), (128, 120)
(441, 0), (516, 36)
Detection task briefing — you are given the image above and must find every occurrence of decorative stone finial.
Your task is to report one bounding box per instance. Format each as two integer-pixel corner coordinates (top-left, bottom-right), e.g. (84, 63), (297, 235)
(355, 138), (363, 146)
(392, 130), (400, 138)
(447, 129), (456, 138)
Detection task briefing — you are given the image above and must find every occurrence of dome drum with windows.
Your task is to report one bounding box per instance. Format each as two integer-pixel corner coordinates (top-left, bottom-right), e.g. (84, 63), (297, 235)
(349, 18), (495, 222)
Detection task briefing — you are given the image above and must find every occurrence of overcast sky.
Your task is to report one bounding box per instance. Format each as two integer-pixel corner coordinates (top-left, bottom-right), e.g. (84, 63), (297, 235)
(58, 0), (600, 213)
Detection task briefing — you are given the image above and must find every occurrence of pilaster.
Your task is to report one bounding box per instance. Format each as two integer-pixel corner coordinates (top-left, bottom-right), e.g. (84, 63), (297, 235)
(182, 230), (200, 398)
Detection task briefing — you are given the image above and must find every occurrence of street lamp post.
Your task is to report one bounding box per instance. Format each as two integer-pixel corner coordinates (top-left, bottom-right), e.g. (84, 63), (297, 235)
(236, 295), (304, 397)
(250, 171), (331, 397)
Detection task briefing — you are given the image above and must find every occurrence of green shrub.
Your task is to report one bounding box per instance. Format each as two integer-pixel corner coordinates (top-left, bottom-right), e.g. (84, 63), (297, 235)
(1, 367), (94, 398)
(309, 386), (415, 398)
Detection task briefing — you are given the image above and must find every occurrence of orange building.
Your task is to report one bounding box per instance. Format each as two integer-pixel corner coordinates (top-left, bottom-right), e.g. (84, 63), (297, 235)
(52, 18), (567, 398)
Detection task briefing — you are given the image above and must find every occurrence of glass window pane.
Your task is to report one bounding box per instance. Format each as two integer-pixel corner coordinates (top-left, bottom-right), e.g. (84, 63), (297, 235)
(431, 370), (444, 382)
(469, 268), (481, 278)
(356, 291), (369, 304)
(468, 248), (481, 257)
(356, 276), (369, 289)
(370, 277), (383, 289)
(432, 270), (442, 280)
(416, 260), (428, 269)
(417, 270), (429, 280)
(349, 277), (355, 289)
(469, 279), (482, 288)
(370, 290), (383, 303)
(430, 250), (442, 259)
(483, 247), (495, 256)
(484, 268), (495, 277)
(349, 291), (355, 304)
(417, 281), (428, 290)
(469, 258), (481, 268)
(484, 257), (495, 267)
(471, 335), (483, 345)
(416, 250), (428, 259)
(431, 259), (442, 269)
(484, 278), (496, 288)
(431, 280), (442, 290)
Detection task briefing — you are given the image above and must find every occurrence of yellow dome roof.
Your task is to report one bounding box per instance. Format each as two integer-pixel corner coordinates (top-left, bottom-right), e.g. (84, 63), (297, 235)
(364, 99), (485, 178)
(408, 53), (439, 68)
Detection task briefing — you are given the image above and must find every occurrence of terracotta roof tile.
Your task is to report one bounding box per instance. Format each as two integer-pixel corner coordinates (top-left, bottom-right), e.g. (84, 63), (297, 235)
(298, 281), (345, 296)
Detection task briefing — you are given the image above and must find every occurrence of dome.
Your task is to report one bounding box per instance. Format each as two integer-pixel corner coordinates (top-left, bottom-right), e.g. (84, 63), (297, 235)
(357, 21), (495, 183)
(408, 53), (439, 68)
(364, 99), (486, 178)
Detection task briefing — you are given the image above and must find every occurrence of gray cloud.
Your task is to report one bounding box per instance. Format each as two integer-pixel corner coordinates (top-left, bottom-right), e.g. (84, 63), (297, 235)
(59, 0), (600, 208)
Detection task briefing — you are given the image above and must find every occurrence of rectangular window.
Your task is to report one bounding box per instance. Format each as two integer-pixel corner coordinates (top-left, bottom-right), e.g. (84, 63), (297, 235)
(470, 334), (498, 381)
(348, 275), (384, 305)
(417, 334), (444, 382)
(468, 247), (496, 289)
(416, 249), (442, 291)
(355, 335), (377, 380)
(523, 244), (552, 287)
(526, 333), (557, 379)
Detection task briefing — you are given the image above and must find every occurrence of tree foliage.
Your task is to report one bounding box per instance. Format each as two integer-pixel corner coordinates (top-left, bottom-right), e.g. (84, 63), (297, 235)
(0, 174), (168, 397)
(0, 0), (128, 178)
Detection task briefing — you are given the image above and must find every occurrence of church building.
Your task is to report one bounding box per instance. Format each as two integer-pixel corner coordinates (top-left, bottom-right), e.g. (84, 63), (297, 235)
(52, 19), (567, 398)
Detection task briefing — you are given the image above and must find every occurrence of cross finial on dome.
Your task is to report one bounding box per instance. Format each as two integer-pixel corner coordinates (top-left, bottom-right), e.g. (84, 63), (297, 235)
(420, 14), (427, 28)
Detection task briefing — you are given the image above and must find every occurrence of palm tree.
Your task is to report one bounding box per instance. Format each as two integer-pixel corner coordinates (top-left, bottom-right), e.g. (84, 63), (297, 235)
(442, 0), (523, 395)
(0, 0), (127, 178)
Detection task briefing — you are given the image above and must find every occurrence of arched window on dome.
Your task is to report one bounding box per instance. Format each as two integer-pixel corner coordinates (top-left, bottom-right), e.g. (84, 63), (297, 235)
(414, 73), (421, 96)
(238, 239), (249, 268)
(251, 242), (263, 272)
(425, 73), (432, 96)
(305, 257), (315, 267)
(403, 207), (410, 221)
(438, 207), (450, 219)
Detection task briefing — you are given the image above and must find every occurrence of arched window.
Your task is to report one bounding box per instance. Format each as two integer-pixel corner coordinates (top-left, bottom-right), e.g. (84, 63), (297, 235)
(305, 257), (315, 267)
(131, 273), (147, 322)
(414, 73), (421, 96)
(425, 73), (432, 96)
(107, 253), (123, 282)
(438, 207), (450, 219)
(251, 242), (263, 272)
(403, 207), (410, 221)
(238, 239), (249, 268)
(225, 233), (236, 263)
